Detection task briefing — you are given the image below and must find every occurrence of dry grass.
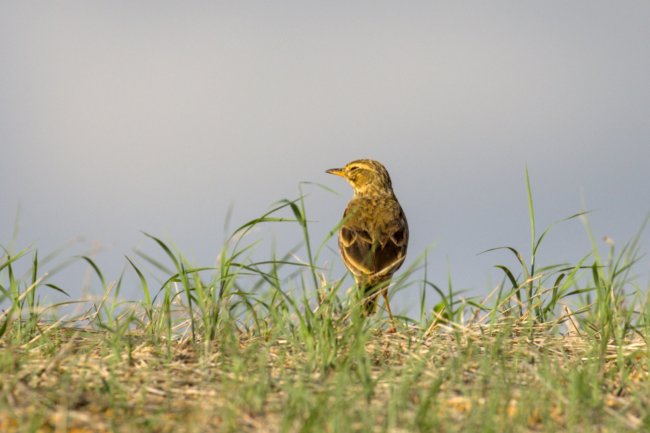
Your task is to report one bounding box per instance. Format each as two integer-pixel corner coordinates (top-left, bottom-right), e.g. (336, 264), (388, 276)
(2, 321), (648, 433)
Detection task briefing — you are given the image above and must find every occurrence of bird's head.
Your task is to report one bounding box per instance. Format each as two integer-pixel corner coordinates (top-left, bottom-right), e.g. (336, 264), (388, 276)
(326, 159), (393, 196)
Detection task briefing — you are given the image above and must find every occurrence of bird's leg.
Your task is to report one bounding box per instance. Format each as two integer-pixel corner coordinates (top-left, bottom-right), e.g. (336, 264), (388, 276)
(382, 290), (397, 333)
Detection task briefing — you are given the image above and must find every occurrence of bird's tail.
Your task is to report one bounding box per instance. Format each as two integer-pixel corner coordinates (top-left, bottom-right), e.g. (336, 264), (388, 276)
(361, 284), (382, 316)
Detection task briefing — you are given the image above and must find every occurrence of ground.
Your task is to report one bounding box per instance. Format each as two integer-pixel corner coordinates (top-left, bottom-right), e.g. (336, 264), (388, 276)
(2, 320), (648, 433)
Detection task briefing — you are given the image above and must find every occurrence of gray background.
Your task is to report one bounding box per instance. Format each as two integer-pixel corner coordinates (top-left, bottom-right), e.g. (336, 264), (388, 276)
(1, 2), (648, 315)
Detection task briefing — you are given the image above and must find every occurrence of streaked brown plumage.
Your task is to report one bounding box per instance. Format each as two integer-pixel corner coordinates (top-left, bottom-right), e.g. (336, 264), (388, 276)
(326, 159), (409, 330)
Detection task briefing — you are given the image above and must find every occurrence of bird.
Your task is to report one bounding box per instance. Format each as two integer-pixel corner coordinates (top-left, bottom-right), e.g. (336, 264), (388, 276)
(326, 159), (409, 331)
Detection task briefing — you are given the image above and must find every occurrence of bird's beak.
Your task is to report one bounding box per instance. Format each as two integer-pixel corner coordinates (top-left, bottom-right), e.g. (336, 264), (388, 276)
(326, 168), (345, 177)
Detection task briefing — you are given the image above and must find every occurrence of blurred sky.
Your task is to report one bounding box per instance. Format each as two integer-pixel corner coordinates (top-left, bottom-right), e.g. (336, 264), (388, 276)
(1, 2), (649, 315)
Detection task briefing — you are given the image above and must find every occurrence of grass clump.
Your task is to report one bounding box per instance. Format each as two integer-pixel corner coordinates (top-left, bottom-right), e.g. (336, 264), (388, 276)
(1, 183), (649, 433)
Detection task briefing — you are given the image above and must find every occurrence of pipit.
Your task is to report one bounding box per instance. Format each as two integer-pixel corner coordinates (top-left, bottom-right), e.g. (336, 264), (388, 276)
(326, 159), (409, 331)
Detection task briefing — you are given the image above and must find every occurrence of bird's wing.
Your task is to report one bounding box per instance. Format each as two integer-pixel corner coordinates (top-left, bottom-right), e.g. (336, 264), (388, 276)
(339, 206), (408, 279)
